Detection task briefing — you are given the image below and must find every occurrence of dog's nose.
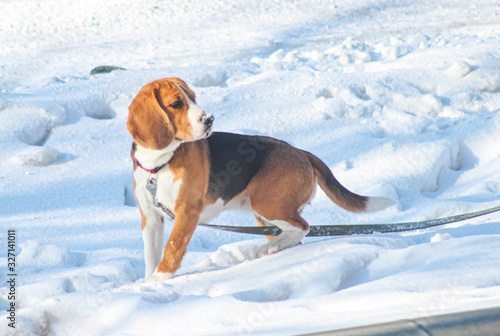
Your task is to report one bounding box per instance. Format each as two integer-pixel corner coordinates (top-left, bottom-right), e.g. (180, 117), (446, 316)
(201, 113), (214, 127)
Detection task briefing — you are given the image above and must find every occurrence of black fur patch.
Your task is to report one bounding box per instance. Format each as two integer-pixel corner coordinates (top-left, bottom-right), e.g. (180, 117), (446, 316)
(131, 142), (137, 157)
(206, 132), (271, 201)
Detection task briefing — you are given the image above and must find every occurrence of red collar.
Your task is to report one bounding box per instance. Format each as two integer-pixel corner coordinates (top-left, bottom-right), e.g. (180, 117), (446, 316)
(134, 158), (167, 175)
(131, 142), (168, 175)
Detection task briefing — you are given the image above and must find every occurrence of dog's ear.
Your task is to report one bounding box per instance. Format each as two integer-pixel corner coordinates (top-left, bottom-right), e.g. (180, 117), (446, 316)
(169, 77), (196, 103)
(127, 81), (175, 149)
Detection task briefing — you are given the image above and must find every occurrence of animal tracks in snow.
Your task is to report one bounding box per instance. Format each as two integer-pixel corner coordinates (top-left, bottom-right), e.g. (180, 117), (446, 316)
(81, 97), (117, 120)
(0, 91), (127, 168)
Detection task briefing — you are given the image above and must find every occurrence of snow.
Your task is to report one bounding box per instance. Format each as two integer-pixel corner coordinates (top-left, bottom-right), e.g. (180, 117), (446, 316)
(13, 147), (59, 167)
(1, 0), (500, 335)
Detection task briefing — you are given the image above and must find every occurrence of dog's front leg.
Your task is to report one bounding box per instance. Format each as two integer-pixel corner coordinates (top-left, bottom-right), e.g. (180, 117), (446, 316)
(141, 210), (165, 279)
(146, 204), (200, 282)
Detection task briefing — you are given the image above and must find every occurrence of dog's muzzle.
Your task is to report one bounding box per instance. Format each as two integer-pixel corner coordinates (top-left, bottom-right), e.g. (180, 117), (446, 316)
(201, 113), (214, 128)
(200, 113), (214, 138)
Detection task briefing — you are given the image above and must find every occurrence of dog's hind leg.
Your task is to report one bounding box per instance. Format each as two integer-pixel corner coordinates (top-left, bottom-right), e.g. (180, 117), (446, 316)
(248, 146), (315, 257)
(255, 215), (277, 242)
(254, 215), (310, 258)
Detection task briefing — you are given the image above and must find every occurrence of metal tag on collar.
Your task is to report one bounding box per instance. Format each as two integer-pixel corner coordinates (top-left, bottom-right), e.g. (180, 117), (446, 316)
(146, 174), (158, 198)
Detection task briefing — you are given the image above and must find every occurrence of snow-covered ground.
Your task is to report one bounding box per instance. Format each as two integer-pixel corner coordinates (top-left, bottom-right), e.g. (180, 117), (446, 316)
(1, 0), (500, 335)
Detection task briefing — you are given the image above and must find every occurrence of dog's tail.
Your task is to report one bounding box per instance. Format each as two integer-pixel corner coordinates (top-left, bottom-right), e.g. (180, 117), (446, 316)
(304, 151), (394, 213)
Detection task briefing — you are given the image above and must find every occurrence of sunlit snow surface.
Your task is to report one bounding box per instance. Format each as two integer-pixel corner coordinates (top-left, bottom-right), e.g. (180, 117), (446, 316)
(1, 0), (500, 335)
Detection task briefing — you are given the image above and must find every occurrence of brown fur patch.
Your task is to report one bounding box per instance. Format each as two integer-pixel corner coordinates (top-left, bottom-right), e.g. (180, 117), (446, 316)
(127, 78), (199, 149)
(247, 145), (315, 232)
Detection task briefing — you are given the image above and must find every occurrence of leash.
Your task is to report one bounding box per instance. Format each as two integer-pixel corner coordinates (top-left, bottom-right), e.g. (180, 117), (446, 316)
(198, 204), (500, 236)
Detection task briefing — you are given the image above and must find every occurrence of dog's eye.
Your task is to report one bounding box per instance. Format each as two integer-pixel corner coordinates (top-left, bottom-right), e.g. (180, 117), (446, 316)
(169, 101), (184, 109)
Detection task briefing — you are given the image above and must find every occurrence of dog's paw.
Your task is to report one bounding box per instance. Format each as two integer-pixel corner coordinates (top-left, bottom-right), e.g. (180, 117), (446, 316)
(145, 271), (174, 283)
(256, 243), (280, 258)
(256, 240), (303, 258)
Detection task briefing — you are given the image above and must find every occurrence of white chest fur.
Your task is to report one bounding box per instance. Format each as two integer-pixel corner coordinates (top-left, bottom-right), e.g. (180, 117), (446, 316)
(154, 167), (181, 217)
(134, 166), (181, 218)
(134, 142), (182, 218)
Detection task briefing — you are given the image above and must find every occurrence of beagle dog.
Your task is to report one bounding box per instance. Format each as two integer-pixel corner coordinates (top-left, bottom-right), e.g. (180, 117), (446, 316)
(127, 77), (393, 282)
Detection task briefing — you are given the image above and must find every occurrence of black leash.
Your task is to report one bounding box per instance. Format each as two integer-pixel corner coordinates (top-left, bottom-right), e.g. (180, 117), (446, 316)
(198, 204), (500, 236)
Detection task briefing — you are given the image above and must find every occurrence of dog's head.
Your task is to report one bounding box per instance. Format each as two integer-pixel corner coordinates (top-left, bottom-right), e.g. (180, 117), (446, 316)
(127, 77), (214, 149)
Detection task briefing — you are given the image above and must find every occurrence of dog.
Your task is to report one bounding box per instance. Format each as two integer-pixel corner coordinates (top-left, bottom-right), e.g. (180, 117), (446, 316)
(127, 77), (394, 282)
